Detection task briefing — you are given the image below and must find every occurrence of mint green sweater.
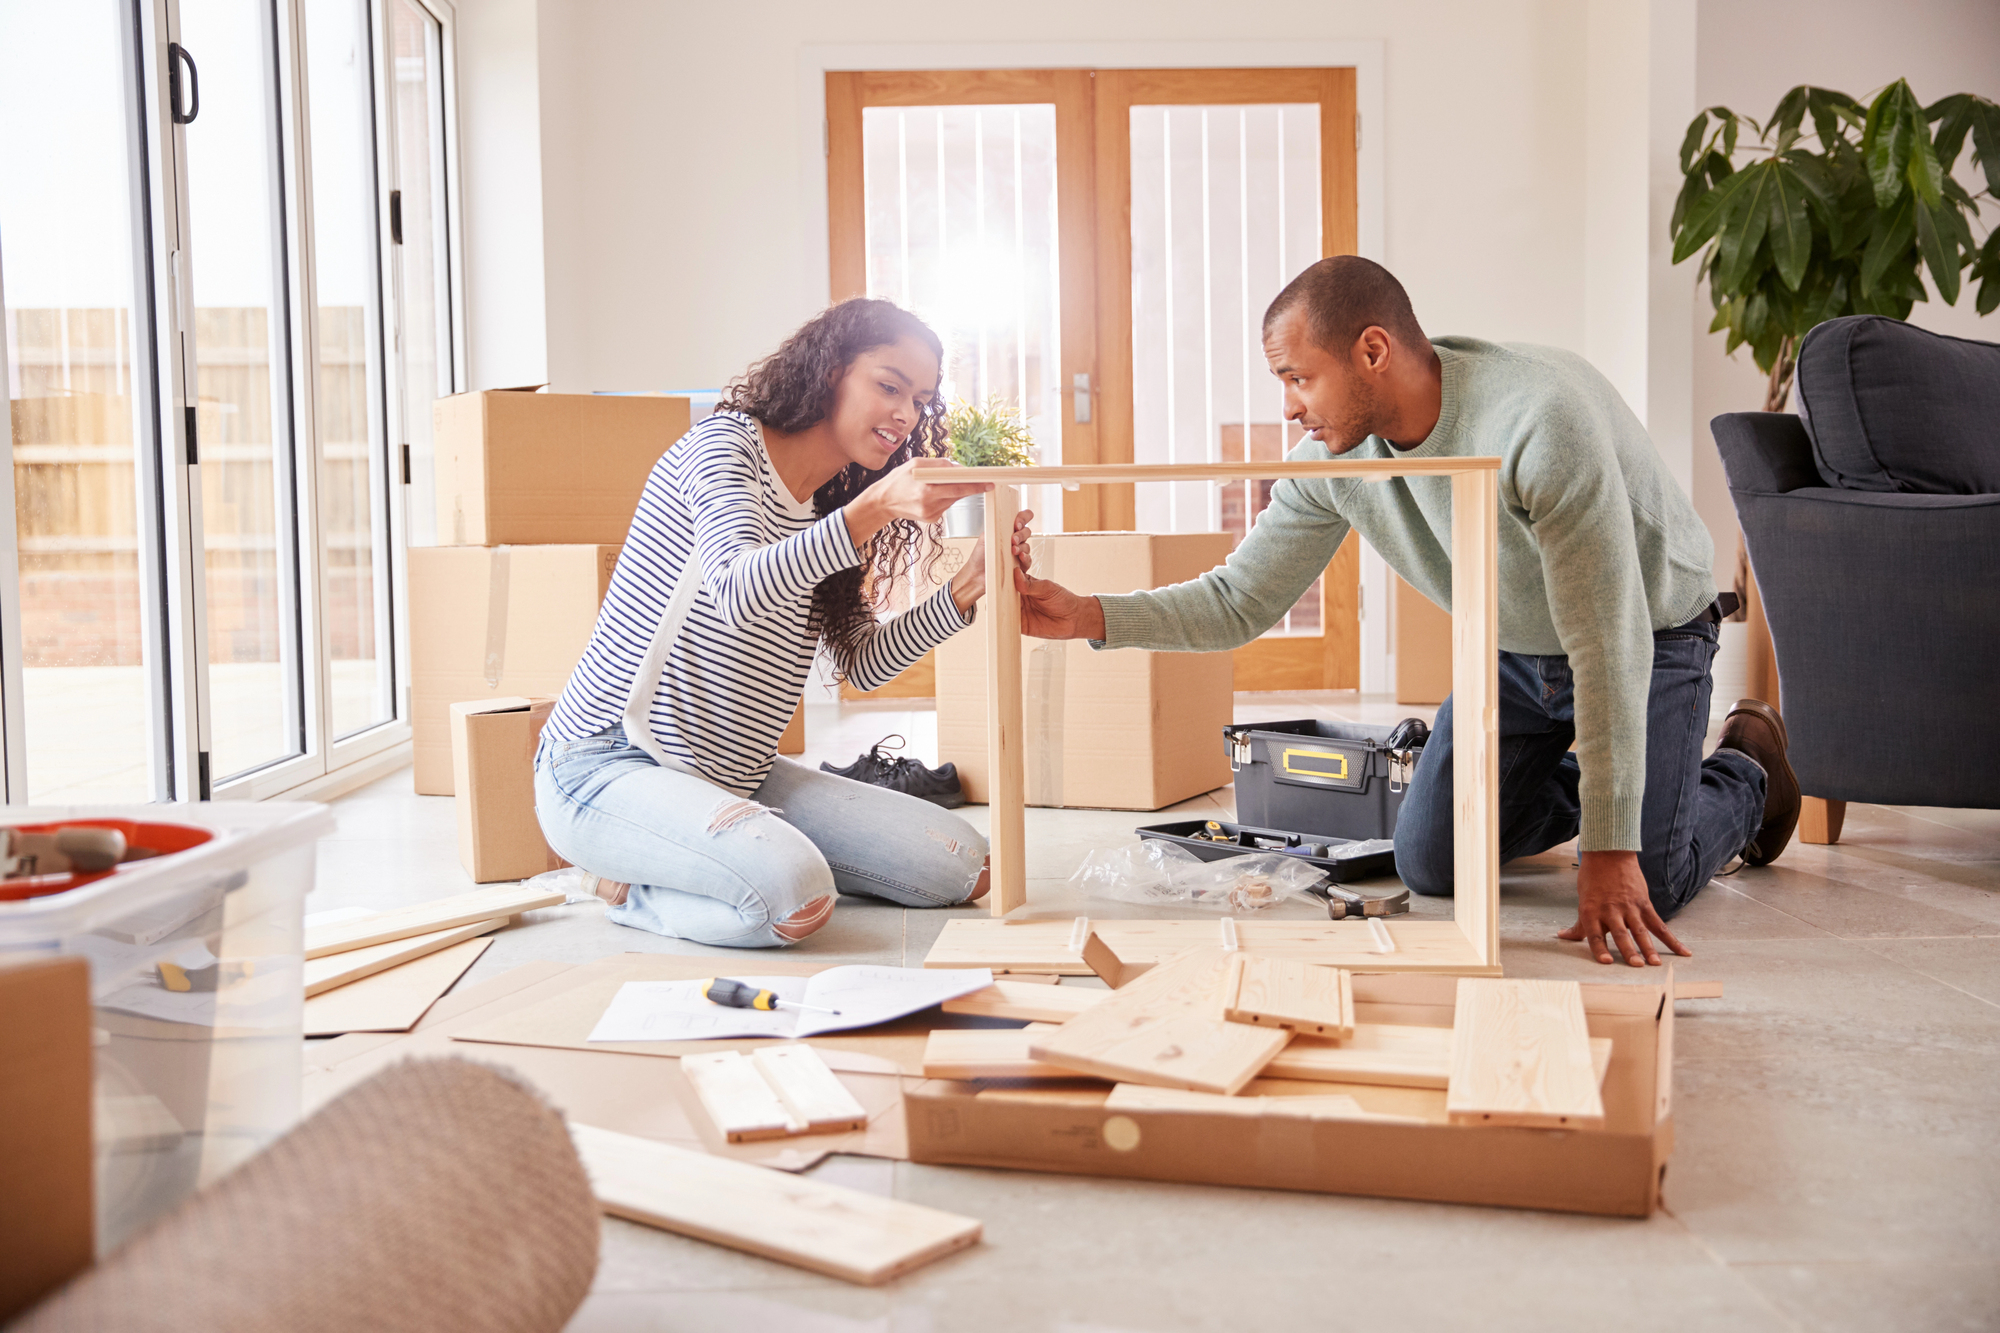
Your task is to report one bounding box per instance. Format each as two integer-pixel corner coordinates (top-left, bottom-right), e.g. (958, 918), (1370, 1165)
(1097, 337), (1718, 852)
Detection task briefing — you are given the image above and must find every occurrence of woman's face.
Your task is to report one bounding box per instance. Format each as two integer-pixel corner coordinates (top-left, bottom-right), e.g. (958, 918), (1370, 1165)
(826, 336), (941, 472)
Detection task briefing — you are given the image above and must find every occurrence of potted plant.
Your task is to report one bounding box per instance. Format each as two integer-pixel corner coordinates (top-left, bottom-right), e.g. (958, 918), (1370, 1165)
(1670, 80), (1999, 411)
(941, 397), (1035, 538)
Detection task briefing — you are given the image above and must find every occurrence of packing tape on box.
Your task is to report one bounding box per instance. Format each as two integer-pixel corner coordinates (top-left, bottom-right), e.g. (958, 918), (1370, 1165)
(483, 545), (511, 688)
(1023, 536), (1065, 808)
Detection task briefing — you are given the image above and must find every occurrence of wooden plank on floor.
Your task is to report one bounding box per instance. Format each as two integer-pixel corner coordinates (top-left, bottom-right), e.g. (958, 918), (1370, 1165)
(682, 1050), (804, 1142)
(302, 917), (509, 997)
(922, 1026), (1095, 1081)
(1028, 950), (1290, 1095)
(940, 981), (1108, 1024)
(570, 1123), (981, 1285)
(750, 1045), (868, 1134)
(304, 885), (565, 959)
(925, 917), (1499, 976)
(303, 938), (492, 1037)
(1220, 955), (1353, 1039)
(1446, 978), (1605, 1130)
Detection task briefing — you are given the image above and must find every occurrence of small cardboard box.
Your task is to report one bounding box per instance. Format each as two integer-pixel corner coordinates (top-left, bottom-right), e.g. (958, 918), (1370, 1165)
(937, 532), (1235, 811)
(0, 956), (94, 1321)
(905, 973), (1676, 1218)
(410, 544), (618, 795)
(452, 696), (568, 883)
(433, 388), (690, 546)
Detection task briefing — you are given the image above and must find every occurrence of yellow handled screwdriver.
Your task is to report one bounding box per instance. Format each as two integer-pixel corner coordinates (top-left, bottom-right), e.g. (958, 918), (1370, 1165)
(699, 977), (841, 1015)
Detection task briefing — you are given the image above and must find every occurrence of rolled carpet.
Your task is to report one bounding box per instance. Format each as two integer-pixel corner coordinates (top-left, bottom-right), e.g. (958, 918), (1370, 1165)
(13, 1058), (600, 1332)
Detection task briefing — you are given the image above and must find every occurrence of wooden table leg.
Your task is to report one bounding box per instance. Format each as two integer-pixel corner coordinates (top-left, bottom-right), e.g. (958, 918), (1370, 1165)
(984, 485), (1026, 916)
(1800, 796), (1845, 845)
(1449, 469), (1501, 971)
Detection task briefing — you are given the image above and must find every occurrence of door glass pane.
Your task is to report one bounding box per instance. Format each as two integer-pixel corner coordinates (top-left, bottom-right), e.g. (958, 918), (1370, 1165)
(391, 0), (449, 549)
(861, 104), (1064, 528)
(0, 0), (161, 801)
(180, 0), (304, 779)
(305, 0), (394, 737)
(1130, 104), (1322, 633)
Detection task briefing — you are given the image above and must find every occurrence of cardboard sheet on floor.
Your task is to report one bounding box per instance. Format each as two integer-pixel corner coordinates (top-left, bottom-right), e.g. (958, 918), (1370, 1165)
(307, 958), (918, 1170)
(303, 937), (492, 1036)
(446, 952), (993, 1075)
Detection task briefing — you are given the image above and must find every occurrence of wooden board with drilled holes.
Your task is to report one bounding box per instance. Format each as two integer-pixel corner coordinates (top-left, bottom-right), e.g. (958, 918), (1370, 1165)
(570, 1123), (980, 1285)
(1026, 950), (1290, 1095)
(1220, 955), (1353, 1039)
(304, 885), (564, 959)
(302, 917), (509, 997)
(1260, 1023), (1455, 1089)
(750, 1046), (868, 1134)
(940, 981), (1108, 1024)
(681, 1050), (801, 1142)
(925, 917), (1498, 976)
(1446, 978), (1605, 1129)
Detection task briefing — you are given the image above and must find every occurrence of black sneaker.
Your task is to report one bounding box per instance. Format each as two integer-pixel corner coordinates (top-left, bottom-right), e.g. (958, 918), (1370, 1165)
(820, 734), (966, 809)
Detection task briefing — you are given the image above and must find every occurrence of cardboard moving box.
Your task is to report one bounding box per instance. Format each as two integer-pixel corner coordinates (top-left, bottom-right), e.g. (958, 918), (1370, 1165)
(937, 532), (1235, 810)
(411, 544), (617, 795)
(0, 957), (93, 1322)
(453, 697), (568, 883)
(434, 388), (690, 546)
(906, 972), (1677, 1217)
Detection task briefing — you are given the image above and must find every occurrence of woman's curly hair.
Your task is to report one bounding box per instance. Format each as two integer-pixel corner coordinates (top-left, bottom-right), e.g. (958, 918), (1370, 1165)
(715, 299), (950, 680)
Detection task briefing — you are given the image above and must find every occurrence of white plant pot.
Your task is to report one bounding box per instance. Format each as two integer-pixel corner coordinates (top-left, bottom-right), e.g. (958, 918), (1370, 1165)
(943, 493), (986, 539)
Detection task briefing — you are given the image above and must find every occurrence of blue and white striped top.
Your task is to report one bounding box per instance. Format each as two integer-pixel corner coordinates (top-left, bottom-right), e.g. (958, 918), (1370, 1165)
(544, 411), (971, 796)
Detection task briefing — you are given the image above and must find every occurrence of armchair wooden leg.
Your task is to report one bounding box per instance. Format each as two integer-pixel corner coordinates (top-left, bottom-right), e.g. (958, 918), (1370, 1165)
(1800, 797), (1845, 845)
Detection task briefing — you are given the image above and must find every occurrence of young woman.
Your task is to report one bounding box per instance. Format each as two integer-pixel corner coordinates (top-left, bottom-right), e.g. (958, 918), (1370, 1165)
(534, 299), (1011, 948)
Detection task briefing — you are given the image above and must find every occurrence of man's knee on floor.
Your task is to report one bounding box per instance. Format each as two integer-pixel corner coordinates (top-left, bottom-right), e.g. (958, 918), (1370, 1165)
(1394, 828), (1456, 898)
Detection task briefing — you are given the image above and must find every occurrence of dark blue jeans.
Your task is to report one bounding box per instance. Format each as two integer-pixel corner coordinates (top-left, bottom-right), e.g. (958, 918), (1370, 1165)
(1395, 619), (1766, 920)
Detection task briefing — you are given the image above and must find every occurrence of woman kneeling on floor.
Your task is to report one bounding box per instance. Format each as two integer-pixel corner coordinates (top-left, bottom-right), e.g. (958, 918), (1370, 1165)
(535, 299), (1015, 946)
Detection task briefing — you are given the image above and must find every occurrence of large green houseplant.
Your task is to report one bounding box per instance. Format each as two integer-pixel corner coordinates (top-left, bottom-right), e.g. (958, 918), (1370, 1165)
(1670, 80), (2000, 410)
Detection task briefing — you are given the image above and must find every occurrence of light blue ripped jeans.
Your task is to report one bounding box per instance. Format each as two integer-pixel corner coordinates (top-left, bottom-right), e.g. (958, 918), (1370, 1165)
(533, 723), (989, 948)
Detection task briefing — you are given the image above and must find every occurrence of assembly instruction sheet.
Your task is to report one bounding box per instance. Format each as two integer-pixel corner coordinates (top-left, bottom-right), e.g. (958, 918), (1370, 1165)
(586, 965), (994, 1042)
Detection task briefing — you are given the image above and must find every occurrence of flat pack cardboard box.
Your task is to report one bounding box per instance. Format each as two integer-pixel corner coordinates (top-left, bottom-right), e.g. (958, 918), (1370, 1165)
(937, 532), (1235, 810)
(1395, 574), (1452, 705)
(0, 957), (94, 1321)
(434, 389), (690, 546)
(411, 544), (618, 795)
(452, 696), (568, 883)
(907, 973), (1676, 1218)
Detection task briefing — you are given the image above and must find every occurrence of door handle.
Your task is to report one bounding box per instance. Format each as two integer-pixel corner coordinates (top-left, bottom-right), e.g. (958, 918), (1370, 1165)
(1072, 372), (1091, 424)
(169, 43), (200, 124)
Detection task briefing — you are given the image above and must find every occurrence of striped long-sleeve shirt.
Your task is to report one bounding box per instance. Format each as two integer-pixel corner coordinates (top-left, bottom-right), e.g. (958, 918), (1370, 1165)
(544, 411), (971, 796)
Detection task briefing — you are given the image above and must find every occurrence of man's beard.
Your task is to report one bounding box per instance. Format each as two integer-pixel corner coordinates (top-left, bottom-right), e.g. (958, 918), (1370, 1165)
(1316, 369), (1382, 453)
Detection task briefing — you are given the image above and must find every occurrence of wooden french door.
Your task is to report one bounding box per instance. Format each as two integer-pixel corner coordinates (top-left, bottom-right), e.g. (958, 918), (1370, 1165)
(826, 66), (1359, 696)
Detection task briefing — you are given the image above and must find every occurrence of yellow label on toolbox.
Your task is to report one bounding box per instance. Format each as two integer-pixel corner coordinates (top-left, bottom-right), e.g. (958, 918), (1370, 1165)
(1280, 747), (1350, 782)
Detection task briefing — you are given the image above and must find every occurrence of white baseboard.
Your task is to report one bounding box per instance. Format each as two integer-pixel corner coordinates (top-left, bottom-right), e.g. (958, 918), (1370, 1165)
(271, 741), (413, 805)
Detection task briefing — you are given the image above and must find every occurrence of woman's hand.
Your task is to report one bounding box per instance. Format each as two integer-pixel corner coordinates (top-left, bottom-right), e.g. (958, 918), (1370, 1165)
(949, 509), (1036, 615)
(845, 458), (991, 547)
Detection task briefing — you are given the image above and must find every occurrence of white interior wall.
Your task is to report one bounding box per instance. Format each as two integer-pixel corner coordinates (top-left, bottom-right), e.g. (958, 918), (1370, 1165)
(1689, 0), (2000, 591)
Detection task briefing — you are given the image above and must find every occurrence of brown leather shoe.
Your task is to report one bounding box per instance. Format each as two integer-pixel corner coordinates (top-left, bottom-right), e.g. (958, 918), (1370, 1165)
(1718, 699), (1801, 866)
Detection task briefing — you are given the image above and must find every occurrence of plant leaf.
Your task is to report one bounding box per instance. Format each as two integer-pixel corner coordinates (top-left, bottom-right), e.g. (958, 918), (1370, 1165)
(1679, 112), (1710, 174)
(1767, 164), (1812, 290)
(1716, 163), (1774, 292)
(1860, 190), (1917, 296)
(1971, 102), (2000, 196)
(1906, 102), (1947, 208)
(1974, 231), (2000, 316)
(1771, 86), (1810, 152)
(1927, 93), (1976, 172)
(1672, 167), (1756, 264)
(1864, 81), (1917, 208)
(1915, 200), (1961, 304)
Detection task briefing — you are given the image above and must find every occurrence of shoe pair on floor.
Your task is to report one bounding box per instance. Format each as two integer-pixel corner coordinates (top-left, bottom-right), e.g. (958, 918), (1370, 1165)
(819, 734), (966, 809)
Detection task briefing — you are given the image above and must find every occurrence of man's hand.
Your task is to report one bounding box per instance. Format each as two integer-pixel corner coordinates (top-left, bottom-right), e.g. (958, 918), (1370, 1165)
(1014, 543), (1107, 641)
(1557, 850), (1691, 967)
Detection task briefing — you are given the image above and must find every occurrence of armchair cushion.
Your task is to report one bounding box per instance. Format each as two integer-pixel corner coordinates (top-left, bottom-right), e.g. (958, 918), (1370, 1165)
(1795, 315), (2000, 495)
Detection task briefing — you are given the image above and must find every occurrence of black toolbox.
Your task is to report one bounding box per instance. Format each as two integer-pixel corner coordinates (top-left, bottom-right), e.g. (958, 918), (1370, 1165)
(1222, 718), (1426, 843)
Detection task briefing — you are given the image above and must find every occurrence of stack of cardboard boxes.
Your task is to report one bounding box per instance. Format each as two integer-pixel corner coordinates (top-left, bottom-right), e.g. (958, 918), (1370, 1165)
(417, 388), (688, 881)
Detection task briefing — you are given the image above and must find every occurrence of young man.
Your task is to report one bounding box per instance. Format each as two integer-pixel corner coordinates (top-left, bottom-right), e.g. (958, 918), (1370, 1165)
(1014, 256), (1801, 967)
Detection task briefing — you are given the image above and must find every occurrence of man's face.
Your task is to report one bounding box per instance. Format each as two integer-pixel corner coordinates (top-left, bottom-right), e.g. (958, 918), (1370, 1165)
(1263, 305), (1381, 454)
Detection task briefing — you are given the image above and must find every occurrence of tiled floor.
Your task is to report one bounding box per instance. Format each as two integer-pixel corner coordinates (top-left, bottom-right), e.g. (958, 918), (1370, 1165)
(313, 692), (2000, 1333)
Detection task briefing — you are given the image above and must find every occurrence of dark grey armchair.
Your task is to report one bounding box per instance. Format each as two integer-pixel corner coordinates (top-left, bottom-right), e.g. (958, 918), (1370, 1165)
(1711, 315), (2000, 843)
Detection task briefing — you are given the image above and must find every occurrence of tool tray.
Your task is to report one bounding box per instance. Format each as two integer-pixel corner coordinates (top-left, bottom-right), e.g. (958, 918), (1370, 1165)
(1133, 818), (1399, 886)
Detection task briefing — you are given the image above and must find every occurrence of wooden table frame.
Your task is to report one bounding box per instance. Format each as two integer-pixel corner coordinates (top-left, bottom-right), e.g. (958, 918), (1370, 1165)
(960, 458), (1503, 976)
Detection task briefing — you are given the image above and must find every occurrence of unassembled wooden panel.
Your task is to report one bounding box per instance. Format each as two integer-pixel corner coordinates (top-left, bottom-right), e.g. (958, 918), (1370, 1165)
(304, 884), (564, 959)
(1450, 467), (1501, 969)
(1261, 1023), (1454, 1089)
(571, 1124), (981, 1285)
(1220, 955), (1352, 1039)
(302, 917), (507, 997)
(923, 1027), (1090, 1081)
(926, 917), (1496, 976)
(751, 1045), (868, 1134)
(682, 1050), (803, 1142)
(940, 981), (1108, 1024)
(984, 483), (1027, 916)
(1027, 950), (1289, 1095)
(1103, 1083), (1379, 1121)
(302, 938), (492, 1037)
(1446, 978), (1605, 1130)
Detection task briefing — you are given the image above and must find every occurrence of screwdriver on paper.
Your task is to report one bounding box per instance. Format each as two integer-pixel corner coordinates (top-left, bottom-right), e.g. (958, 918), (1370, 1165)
(699, 977), (841, 1015)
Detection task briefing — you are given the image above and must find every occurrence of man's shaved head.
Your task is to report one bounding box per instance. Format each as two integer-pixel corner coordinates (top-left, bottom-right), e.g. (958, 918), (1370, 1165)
(1263, 256), (1427, 355)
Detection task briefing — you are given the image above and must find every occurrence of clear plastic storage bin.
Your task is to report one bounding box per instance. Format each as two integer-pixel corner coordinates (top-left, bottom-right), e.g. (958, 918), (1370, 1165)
(0, 802), (334, 1253)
